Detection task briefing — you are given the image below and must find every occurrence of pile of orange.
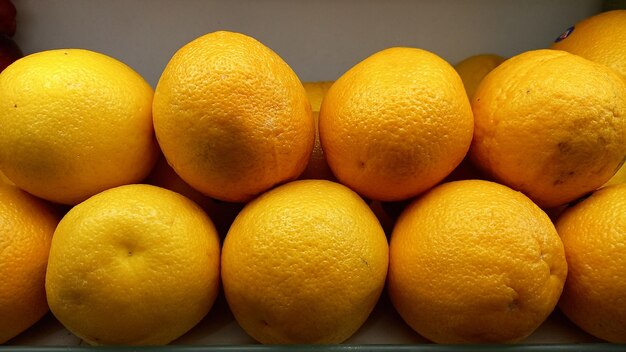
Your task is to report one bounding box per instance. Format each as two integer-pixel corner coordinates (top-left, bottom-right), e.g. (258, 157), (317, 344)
(0, 9), (625, 347)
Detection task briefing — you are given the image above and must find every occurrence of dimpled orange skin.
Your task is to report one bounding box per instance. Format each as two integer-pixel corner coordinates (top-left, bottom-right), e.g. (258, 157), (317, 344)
(388, 180), (567, 343)
(0, 184), (58, 343)
(319, 47), (473, 201)
(454, 54), (506, 100)
(221, 180), (389, 344)
(552, 10), (626, 79)
(45, 184), (221, 345)
(471, 49), (626, 208)
(556, 184), (626, 343)
(153, 31), (314, 202)
(548, 10), (626, 190)
(0, 49), (158, 205)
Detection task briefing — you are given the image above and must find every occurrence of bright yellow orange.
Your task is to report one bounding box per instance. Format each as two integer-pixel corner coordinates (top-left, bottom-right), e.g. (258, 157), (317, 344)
(222, 180), (388, 344)
(0, 184), (58, 343)
(550, 10), (626, 193)
(46, 184), (221, 345)
(0, 49), (158, 205)
(153, 31), (314, 202)
(471, 49), (626, 208)
(388, 180), (567, 343)
(552, 10), (626, 79)
(556, 184), (626, 343)
(454, 54), (505, 99)
(303, 81), (333, 112)
(320, 47), (473, 201)
(604, 162), (626, 187)
(299, 82), (335, 180)
(298, 112), (335, 181)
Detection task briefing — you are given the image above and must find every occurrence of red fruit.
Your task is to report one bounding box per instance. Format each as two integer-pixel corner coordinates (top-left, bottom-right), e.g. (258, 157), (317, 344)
(0, 35), (22, 72)
(0, 0), (16, 37)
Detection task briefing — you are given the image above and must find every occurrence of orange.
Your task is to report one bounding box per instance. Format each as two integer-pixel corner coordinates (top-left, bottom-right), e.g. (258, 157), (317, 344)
(471, 49), (626, 208)
(551, 11), (626, 191)
(0, 169), (12, 185)
(556, 184), (626, 343)
(222, 180), (388, 344)
(45, 184), (221, 345)
(144, 154), (212, 209)
(319, 47), (473, 201)
(0, 184), (58, 343)
(0, 49), (158, 205)
(153, 31), (314, 202)
(388, 180), (567, 343)
(604, 162), (626, 187)
(303, 81), (334, 112)
(298, 112), (335, 180)
(143, 154), (243, 236)
(299, 82), (335, 180)
(552, 10), (626, 79)
(454, 54), (506, 99)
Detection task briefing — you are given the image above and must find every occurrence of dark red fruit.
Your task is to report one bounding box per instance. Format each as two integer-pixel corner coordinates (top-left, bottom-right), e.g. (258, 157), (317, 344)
(0, 35), (22, 72)
(0, 0), (16, 37)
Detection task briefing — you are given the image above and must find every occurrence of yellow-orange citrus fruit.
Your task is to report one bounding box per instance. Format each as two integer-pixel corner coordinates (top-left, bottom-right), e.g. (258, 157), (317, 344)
(298, 112), (335, 180)
(320, 47), (473, 201)
(144, 154), (243, 236)
(45, 184), (221, 345)
(471, 49), (626, 208)
(604, 162), (626, 187)
(0, 49), (158, 205)
(300, 82), (335, 180)
(222, 180), (388, 344)
(0, 170), (13, 185)
(454, 54), (506, 99)
(153, 31), (314, 202)
(556, 184), (626, 343)
(143, 154), (214, 210)
(552, 10), (626, 79)
(552, 11), (626, 190)
(0, 184), (58, 343)
(389, 180), (567, 343)
(303, 81), (334, 112)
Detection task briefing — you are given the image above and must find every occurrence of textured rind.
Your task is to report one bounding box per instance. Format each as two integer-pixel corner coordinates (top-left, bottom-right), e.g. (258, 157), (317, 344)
(552, 10), (626, 79)
(0, 184), (58, 343)
(0, 49), (158, 205)
(45, 184), (221, 345)
(388, 180), (567, 343)
(153, 31), (314, 202)
(319, 47), (474, 201)
(556, 183), (626, 343)
(471, 49), (626, 208)
(222, 180), (388, 344)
